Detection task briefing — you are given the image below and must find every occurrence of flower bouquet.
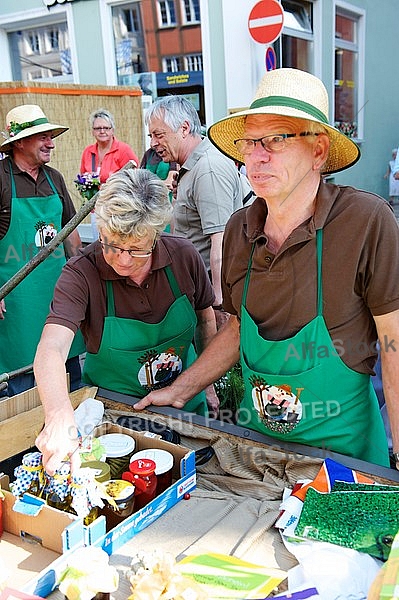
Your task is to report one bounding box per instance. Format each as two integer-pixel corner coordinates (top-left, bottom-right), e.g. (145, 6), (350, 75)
(74, 172), (101, 202)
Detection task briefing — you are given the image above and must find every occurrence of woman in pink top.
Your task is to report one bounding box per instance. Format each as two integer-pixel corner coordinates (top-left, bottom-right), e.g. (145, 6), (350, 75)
(80, 108), (139, 183)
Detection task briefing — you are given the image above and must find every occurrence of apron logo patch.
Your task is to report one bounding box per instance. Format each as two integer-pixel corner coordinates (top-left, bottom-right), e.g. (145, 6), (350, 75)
(137, 347), (183, 390)
(249, 375), (303, 433)
(34, 221), (57, 247)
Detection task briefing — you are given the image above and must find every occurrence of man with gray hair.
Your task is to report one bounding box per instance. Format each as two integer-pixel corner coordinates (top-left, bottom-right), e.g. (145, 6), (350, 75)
(145, 96), (249, 327)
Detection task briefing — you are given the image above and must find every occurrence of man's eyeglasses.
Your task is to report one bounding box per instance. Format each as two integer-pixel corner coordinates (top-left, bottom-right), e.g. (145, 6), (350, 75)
(99, 237), (156, 258)
(93, 126), (113, 131)
(234, 132), (319, 155)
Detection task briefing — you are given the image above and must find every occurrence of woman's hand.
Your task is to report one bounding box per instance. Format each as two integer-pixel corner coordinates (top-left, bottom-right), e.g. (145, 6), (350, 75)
(36, 415), (81, 476)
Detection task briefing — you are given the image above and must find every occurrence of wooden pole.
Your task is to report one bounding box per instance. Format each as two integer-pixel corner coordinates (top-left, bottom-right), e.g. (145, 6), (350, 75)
(0, 193), (97, 301)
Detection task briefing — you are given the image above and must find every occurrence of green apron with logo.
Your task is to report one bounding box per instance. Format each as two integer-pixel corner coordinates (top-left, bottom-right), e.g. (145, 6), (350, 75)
(238, 228), (389, 467)
(0, 163), (84, 374)
(82, 265), (208, 416)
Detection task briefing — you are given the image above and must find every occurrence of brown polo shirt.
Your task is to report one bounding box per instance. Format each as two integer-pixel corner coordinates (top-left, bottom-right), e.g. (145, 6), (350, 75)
(221, 181), (399, 374)
(46, 234), (215, 354)
(0, 157), (76, 240)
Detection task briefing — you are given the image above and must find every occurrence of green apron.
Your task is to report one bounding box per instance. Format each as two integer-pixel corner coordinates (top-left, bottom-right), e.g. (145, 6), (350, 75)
(82, 265), (208, 416)
(238, 228), (389, 467)
(0, 163), (84, 374)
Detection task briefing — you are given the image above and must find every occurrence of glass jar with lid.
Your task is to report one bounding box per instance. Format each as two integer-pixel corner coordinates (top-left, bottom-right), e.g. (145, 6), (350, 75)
(122, 458), (157, 511)
(96, 433), (135, 479)
(99, 479), (135, 532)
(130, 449), (173, 495)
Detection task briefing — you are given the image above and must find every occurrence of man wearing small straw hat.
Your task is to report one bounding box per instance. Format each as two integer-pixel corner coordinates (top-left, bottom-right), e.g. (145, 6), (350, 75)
(135, 68), (399, 469)
(0, 104), (82, 396)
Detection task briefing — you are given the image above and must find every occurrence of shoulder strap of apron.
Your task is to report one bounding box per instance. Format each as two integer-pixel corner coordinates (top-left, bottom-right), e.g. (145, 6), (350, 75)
(242, 244), (256, 307)
(106, 280), (116, 316)
(164, 264), (182, 298)
(104, 264), (182, 317)
(242, 229), (323, 317)
(316, 228), (323, 316)
(9, 158), (16, 197)
(43, 169), (58, 195)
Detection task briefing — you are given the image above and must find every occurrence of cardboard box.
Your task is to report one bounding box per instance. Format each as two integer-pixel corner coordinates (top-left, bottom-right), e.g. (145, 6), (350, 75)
(0, 475), (87, 597)
(0, 389), (196, 597)
(92, 422), (196, 557)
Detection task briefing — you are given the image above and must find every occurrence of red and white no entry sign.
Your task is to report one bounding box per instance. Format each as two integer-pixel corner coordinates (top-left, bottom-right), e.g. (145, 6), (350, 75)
(248, 0), (284, 45)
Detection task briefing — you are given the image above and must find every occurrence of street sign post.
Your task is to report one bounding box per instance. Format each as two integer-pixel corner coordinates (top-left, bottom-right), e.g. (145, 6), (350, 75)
(248, 0), (284, 45)
(265, 46), (277, 71)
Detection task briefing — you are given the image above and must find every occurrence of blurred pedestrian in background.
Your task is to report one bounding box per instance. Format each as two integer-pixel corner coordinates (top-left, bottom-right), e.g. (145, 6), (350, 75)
(384, 147), (399, 205)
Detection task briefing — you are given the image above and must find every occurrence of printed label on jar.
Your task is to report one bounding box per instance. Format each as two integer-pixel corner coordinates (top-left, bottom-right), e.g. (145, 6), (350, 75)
(105, 479), (135, 502)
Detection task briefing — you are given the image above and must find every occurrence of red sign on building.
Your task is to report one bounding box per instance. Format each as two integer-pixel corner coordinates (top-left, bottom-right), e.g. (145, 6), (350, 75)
(248, 0), (285, 45)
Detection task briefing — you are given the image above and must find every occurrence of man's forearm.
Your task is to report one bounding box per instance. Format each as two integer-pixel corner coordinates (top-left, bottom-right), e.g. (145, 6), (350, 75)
(380, 347), (399, 457)
(209, 231), (224, 305)
(194, 307), (217, 354)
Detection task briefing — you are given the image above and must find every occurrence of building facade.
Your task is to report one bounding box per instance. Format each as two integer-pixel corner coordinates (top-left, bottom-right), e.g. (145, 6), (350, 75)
(0, 0), (398, 197)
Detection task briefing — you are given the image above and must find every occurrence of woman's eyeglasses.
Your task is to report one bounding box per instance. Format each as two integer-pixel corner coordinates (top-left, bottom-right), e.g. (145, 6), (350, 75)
(99, 237), (156, 258)
(93, 126), (113, 131)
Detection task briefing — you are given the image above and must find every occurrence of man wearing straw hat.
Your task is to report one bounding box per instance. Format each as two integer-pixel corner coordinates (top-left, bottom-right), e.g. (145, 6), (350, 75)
(0, 104), (82, 396)
(135, 68), (399, 469)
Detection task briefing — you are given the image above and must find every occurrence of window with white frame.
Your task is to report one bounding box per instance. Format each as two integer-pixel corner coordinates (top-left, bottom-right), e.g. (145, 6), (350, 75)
(334, 4), (364, 139)
(45, 28), (60, 53)
(185, 53), (202, 71)
(162, 53), (202, 72)
(29, 69), (44, 80)
(157, 0), (177, 27)
(9, 22), (71, 81)
(122, 6), (141, 33)
(281, 0), (314, 71)
(26, 32), (40, 55)
(163, 56), (183, 72)
(181, 0), (200, 24)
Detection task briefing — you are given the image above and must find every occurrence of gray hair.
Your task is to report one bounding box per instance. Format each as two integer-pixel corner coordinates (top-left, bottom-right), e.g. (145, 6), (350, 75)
(145, 95), (202, 136)
(95, 168), (172, 239)
(89, 108), (115, 130)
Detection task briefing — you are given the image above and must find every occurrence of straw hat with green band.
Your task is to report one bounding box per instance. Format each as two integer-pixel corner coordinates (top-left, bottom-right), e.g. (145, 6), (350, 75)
(1, 104), (68, 151)
(207, 68), (360, 175)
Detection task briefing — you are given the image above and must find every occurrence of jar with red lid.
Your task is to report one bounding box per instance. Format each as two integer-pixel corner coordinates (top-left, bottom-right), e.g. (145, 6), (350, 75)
(122, 458), (157, 511)
(130, 449), (174, 496)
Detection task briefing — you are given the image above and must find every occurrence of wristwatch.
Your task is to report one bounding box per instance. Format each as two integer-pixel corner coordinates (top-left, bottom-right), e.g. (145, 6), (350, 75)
(393, 452), (399, 463)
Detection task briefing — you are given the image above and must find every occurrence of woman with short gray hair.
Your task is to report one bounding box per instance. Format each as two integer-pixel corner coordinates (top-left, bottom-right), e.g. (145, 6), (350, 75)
(95, 167), (172, 239)
(80, 107), (139, 184)
(34, 168), (218, 474)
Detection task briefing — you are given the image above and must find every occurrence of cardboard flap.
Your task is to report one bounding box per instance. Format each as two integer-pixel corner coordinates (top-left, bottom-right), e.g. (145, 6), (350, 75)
(13, 494), (46, 517)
